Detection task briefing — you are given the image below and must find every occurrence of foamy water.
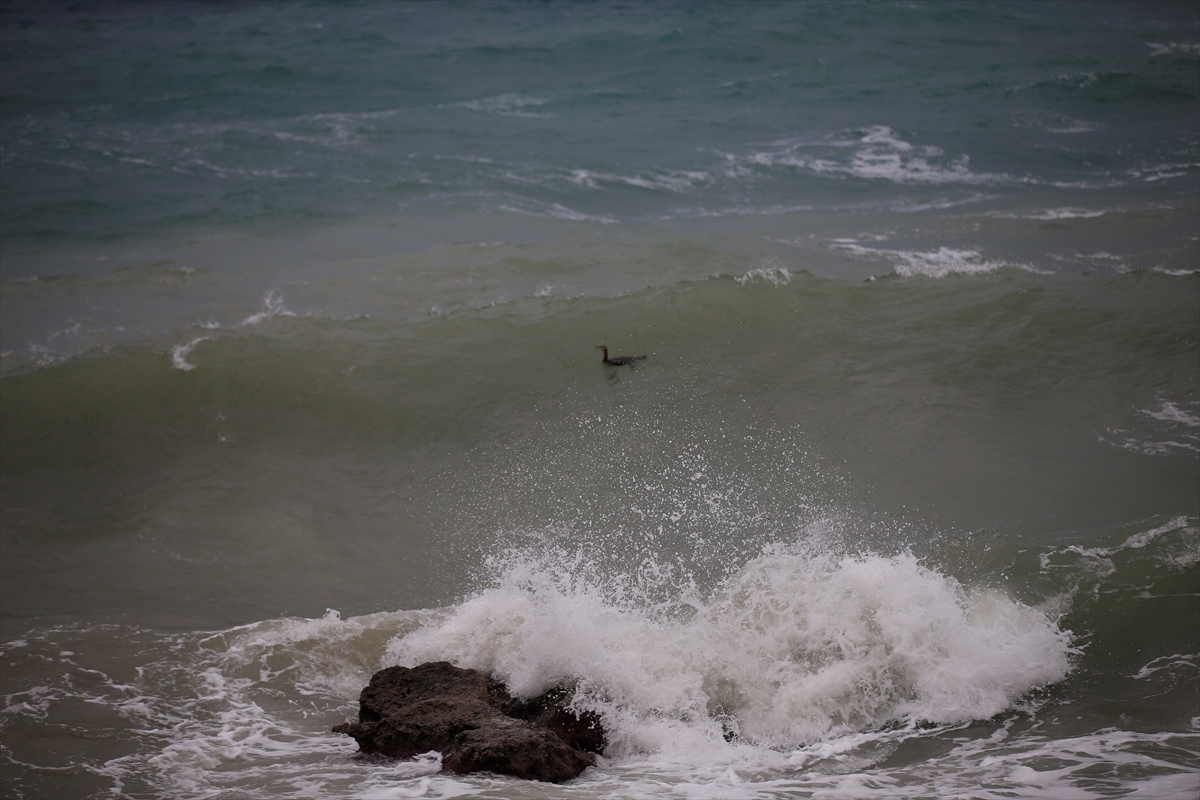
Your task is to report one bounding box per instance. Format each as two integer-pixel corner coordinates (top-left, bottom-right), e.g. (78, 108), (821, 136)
(390, 549), (1074, 775)
(2, 2), (1196, 798)
(8, 519), (1198, 799)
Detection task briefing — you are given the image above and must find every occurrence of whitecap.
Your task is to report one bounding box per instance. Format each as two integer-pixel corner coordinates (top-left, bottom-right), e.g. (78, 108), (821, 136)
(988, 207), (1106, 220)
(1140, 401), (1200, 428)
(1101, 434), (1200, 456)
(1147, 42), (1200, 56)
(1132, 653), (1200, 681)
(496, 201), (617, 225)
(170, 337), (208, 371)
(831, 243), (1039, 278)
(736, 265), (791, 286)
(733, 126), (1013, 186)
(565, 168), (712, 194)
(452, 94), (553, 118)
(241, 290), (296, 326)
(387, 546), (1073, 758)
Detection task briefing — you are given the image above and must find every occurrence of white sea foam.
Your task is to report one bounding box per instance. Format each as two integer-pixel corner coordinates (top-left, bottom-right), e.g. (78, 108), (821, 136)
(453, 94), (553, 118)
(1102, 434), (1200, 456)
(565, 168), (712, 194)
(47, 322), (84, 340)
(1046, 122), (1100, 133)
(988, 207), (1107, 220)
(1129, 163), (1200, 183)
(170, 337), (210, 371)
(25, 342), (67, 368)
(497, 201), (618, 224)
(736, 265), (791, 286)
(832, 243), (1037, 278)
(171, 291), (297, 368)
(242, 289), (296, 326)
(1133, 653), (1200, 681)
(1117, 515), (1195, 551)
(1039, 516), (1200, 611)
(678, 203), (814, 219)
(874, 727), (1200, 800)
(6, 568), (1193, 800)
(1009, 112), (1101, 134)
(1050, 250), (1130, 272)
(1148, 42), (1200, 56)
(387, 546), (1073, 760)
(734, 126), (1012, 186)
(890, 193), (997, 212)
(1100, 400), (1200, 457)
(1141, 401), (1200, 428)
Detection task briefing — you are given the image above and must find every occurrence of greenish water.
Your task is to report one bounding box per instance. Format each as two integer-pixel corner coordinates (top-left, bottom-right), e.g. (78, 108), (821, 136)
(2, 2), (1197, 797)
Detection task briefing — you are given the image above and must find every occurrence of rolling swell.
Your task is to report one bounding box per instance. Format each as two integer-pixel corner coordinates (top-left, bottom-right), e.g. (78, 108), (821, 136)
(3, 270), (1196, 628)
(0, 514), (1193, 798)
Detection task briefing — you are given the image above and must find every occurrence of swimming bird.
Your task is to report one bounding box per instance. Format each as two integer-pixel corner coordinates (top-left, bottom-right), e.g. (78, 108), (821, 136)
(596, 345), (646, 366)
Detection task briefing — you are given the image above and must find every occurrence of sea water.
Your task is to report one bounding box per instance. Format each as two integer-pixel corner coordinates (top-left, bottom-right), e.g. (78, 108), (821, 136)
(1, 1), (1197, 798)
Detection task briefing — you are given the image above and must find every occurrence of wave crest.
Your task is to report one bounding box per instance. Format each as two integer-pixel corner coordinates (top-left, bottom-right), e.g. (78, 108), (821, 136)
(386, 544), (1074, 757)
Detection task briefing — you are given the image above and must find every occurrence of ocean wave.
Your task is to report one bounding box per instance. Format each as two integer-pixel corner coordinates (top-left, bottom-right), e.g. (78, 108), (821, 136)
(170, 336), (210, 371)
(1045, 121), (1101, 134)
(388, 545), (1073, 753)
(1098, 400), (1200, 458)
(1147, 42), (1200, 57)
(1133, 653), (1200, 681)
(451, 94), (554, 118)
(1038, 516), (1200, 607)
(1100, 434), (1199, 456)
(1128, 162), (1200, 183)
(666, 203), (815, 219)
(7, 520), (1196, 800)
(986, 207), (1107, 220)
(889, 193), (998, 213)
(241, 290), (296, 326)
(496, 200), (618, 224)
(1008, 111), (1101, 134)
(727, 126), (1014, 187)
(830, 242), (1038, 278)
(735, 264), (792, 286)
(1141, 401), (1200, 429)
(565, 168), (714, 194)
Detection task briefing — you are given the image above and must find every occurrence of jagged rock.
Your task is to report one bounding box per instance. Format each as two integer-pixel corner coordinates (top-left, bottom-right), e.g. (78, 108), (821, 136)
(333, 661), (604, 783)
(502, 684), (607, 755)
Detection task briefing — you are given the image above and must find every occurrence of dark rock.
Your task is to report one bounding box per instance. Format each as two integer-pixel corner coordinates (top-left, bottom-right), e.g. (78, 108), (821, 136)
(503, 684), (607, 755)
(333, 661), (605, 783)
(441, 717), (593, 783)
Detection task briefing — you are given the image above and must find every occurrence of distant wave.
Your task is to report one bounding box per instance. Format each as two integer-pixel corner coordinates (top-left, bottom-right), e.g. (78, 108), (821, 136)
(390, 544), (1074, 749)
(986, 207), (1106, 220)
(450, 94), (554, 118)
(727, 126), (1015, 186)
(830, 241), (1041, 278)
(1147, 42), (1200, 56)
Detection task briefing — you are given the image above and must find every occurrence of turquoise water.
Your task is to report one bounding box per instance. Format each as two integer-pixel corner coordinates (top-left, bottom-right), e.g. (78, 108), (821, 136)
(2, 2), (1198, 798)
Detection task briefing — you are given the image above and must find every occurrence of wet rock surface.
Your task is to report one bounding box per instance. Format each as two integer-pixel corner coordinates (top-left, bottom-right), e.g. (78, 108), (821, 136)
(333, 661), (604, 783)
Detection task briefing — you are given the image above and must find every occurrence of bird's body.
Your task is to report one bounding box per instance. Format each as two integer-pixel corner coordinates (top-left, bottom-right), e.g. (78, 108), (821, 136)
(596, 346), (646, 366)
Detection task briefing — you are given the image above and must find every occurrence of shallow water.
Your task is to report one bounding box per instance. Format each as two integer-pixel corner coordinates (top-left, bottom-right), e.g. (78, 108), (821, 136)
(2, 2), (1198, 798)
